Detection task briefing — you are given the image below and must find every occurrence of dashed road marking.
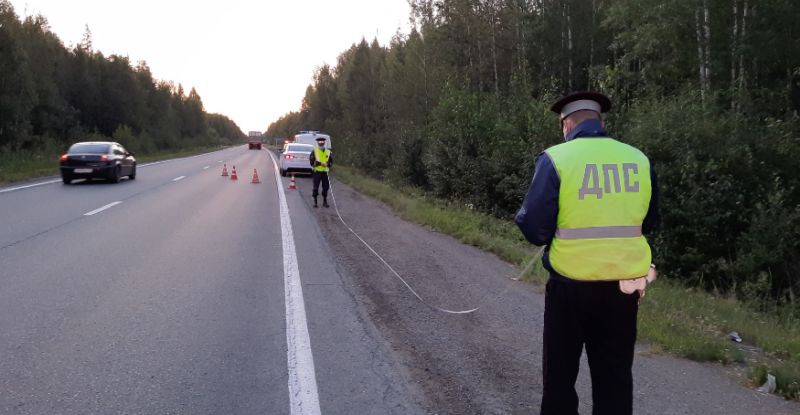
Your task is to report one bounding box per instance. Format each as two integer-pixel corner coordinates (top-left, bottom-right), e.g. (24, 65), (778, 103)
(172, 176), (186, 182)
(84, 201), (122, 216)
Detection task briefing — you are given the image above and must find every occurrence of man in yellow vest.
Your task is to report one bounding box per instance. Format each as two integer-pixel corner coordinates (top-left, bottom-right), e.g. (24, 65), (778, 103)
(515, 91), (660, 415)
(309, 136), (332, 208)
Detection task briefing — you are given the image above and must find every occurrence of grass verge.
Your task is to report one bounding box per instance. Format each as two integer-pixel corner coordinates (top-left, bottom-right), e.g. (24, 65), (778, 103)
(333, 165), (800, 401)
(0, 145), (229, 185)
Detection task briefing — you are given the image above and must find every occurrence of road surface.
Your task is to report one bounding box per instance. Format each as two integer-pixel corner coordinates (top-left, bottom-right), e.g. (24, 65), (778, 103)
(0, 145), (796, 414)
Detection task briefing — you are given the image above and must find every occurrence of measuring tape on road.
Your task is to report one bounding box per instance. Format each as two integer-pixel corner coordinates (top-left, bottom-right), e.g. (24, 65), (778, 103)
(327, 174), (545, 315)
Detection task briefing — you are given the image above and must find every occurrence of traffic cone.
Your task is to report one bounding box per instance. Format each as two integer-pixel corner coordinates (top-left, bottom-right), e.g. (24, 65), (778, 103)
(251, 169), (261, 184)
(221, 164), (228, 176)
(288, 174), (297, 190)
(230, 166), (238, 180)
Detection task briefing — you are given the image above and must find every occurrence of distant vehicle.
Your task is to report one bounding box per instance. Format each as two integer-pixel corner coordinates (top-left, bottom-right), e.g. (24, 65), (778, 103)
(59, 142), (136, 184)
(248, 131), (262, 138)
(279, 143), (314, 176)
(248, 140), (262, 150)
(293, 131), (331, 149)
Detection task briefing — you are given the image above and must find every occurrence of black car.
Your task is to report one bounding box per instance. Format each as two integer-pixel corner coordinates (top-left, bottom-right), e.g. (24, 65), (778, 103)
(60, 142), (136, 184)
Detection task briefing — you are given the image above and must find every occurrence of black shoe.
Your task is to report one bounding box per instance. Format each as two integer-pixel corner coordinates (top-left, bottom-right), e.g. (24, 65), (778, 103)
(323, 202), (330, 208)
(313, 197), (318, 208)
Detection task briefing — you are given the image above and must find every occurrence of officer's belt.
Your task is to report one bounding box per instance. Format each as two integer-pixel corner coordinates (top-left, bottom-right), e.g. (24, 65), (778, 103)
(555, 225), (642, 239)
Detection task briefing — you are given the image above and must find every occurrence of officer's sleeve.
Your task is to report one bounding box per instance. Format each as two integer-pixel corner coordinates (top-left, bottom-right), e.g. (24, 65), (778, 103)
(328, 152), (333, 168)
(309, 151), (316, 167)
(642, 165), (660, 235)
(515, 153), (560, 246)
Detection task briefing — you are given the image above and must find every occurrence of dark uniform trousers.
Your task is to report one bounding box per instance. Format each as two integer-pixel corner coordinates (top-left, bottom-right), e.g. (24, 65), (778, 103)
(312, 171), (330, 198)
(541, 278), (639, 415)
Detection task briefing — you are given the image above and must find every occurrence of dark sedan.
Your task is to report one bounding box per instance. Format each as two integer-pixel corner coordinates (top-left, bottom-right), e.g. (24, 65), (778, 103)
(60, 142), (136, 184)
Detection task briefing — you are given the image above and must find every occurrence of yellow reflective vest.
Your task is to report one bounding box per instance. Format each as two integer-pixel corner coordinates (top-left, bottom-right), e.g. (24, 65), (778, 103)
(545, 137), (652, 281)
(313, 147), (331, 172)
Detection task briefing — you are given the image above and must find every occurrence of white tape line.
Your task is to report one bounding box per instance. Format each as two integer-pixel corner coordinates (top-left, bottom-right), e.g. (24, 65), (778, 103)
(267, 151), (322, 415)
(84, 201), (122, 216)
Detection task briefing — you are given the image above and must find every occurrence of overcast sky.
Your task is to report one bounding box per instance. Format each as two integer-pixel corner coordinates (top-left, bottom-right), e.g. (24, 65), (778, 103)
(10, 0), (411, 133)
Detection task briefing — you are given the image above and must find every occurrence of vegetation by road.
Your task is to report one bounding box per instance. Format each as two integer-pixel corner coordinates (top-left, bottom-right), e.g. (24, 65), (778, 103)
(267, 0), (800, 317)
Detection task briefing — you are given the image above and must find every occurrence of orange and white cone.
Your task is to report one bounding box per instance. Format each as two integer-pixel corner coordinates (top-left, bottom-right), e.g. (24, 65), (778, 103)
(230, 166), (238, 180)
(221, 164), (228, 176)
(288, 174), (297, 190)
(251, 169), (261, 184)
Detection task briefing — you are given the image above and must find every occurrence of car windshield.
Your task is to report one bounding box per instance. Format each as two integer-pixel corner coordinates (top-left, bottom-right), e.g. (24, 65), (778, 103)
(68, 144), (110, 154)
(287, 145), (312, 153)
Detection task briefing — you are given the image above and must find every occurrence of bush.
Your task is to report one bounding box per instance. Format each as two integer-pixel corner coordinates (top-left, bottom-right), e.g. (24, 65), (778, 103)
(616, 92), (800, 307)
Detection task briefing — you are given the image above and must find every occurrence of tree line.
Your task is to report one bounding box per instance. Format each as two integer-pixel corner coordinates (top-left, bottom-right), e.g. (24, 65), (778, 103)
(0, 0), (245, 157)
(267, 0), (800, 310)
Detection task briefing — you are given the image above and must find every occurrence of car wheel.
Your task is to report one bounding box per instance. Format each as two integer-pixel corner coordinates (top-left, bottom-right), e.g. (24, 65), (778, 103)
(62, 175), (72, 184)
(110, 165), (121, 183)
(129, 165), (136, 180)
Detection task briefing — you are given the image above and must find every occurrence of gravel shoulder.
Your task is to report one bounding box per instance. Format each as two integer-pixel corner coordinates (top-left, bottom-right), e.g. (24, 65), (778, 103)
(297, 176), (799, 415)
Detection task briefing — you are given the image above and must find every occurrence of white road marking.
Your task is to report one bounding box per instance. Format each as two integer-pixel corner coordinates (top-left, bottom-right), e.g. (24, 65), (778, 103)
(0, 179), (62, 194)
(203, 166), (210, 170)
(172, 176), (186, 182)
(84, 201), (122, 216)
(268, 151), (322, 415)
(0, 147), (239, 194)
(139, 148), (231, 167)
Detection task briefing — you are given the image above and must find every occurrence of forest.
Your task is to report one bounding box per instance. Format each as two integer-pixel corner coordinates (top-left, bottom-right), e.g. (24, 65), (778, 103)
(0, 0), (245, 160)
(267, 0), (800, 311)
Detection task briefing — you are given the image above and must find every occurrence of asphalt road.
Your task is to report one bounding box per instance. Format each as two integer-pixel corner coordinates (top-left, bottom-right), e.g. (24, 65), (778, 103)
(2, 145), (798, 414)
(0, 146), (422, 414)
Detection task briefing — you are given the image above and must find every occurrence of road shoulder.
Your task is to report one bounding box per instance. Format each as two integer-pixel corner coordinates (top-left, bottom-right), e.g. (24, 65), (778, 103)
(302, 176), (799, 415)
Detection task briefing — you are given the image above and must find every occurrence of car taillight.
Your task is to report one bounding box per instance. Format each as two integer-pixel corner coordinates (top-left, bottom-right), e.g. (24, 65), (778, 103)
(59, 154), (68, 161)
(284, 154), (295, 160)
(100, 154), (109, 161)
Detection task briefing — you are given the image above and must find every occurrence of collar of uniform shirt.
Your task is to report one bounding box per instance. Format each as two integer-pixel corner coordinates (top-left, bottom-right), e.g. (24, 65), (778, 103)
(565, 119), (608, 141)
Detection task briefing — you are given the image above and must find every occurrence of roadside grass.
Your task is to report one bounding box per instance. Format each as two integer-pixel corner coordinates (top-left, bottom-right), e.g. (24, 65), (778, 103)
(0, 145), (230, 185)
(334, 165), (800, 401)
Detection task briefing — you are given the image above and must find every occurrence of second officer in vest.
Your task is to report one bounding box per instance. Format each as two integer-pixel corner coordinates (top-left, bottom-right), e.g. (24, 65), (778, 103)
(515, 92), (659, 415)
(309, 136), (332, 208)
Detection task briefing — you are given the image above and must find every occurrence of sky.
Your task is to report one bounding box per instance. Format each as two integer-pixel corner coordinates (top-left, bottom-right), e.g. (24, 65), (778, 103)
(10, 0), (412, 133)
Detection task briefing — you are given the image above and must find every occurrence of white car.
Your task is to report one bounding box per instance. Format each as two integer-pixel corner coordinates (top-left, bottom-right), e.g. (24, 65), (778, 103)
(279, 143), (314, 176)
(294, 131), (331, 149)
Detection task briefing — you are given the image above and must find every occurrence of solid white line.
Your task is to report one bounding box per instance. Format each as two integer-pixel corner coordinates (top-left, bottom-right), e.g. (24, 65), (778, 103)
(139, 148), (230, 167)
(0, 179), (62, 194)
(268, 151), (322, 415)
(84, 201), (122, 216)
(172, 176), (186, 182)
(0, 148), (237, 195)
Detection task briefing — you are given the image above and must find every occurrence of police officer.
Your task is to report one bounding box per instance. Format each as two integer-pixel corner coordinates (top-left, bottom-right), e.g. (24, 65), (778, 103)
(309, 136), (332, 208)
(515, 92), (659, 415)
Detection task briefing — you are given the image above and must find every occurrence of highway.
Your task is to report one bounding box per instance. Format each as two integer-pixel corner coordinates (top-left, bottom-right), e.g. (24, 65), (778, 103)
(0, 146), (419, 414)
(1, 145), (798, 414)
